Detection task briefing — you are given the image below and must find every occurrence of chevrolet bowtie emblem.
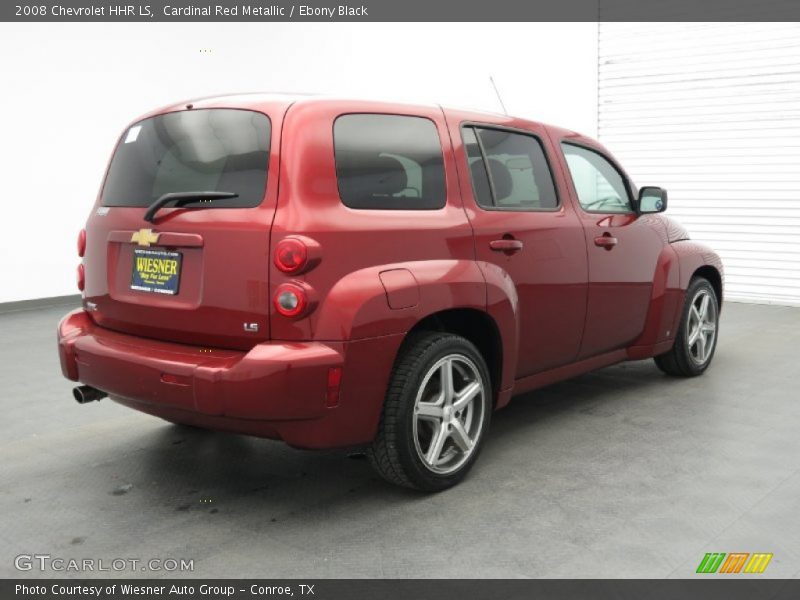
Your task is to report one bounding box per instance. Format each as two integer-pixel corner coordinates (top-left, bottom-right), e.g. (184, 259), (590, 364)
(131, 229), (160, 247)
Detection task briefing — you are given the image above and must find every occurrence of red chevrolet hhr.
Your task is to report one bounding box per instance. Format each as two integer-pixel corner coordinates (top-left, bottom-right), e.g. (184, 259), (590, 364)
(58, 94), (723, 490)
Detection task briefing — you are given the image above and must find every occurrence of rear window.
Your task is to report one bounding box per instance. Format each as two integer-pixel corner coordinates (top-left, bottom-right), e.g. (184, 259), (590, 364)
(333, 114), (446, 210)
(102, 109), (270, 208)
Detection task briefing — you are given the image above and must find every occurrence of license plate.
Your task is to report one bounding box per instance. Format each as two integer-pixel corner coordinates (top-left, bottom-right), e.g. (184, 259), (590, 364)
(130, 248), (182, 295)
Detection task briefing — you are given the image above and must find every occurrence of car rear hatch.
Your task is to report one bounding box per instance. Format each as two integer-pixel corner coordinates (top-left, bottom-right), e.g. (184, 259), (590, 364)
(82, 101), (288, 350)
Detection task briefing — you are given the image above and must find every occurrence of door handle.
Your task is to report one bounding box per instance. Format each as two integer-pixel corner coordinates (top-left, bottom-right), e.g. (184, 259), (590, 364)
(594, 234), (618, 250)
(490, 239), (524, 254)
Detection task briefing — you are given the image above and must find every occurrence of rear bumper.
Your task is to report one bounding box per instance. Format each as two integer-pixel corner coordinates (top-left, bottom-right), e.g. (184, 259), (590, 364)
(57, 309), (400, 449)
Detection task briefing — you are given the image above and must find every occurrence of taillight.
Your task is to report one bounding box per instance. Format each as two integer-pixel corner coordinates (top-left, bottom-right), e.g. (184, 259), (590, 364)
(273, 283), (308, 318)
(77, 229), (86, 257)
(274, 238), (308, 274)
(77, 264), (85, 291)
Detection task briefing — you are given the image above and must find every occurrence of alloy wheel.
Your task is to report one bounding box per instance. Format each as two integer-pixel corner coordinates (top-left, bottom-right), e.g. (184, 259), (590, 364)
(686, 288), (718, 365)
(412, 354), (487, 475)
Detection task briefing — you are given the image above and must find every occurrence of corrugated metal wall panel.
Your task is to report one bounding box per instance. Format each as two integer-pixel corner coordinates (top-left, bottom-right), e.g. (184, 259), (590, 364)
(598, 22), (800, 305)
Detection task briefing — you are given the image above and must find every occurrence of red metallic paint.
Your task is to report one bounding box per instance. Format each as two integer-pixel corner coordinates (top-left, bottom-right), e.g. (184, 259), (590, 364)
(547, 130), (671, 359)
(58, 95), (723, 449)
(378, 269), (420, 310)
(81, 97), (291, 350)
(445, 109), (589, 378)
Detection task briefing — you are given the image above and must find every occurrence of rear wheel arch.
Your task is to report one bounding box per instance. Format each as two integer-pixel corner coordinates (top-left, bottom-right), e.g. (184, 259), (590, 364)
(403, 308), (503, 406)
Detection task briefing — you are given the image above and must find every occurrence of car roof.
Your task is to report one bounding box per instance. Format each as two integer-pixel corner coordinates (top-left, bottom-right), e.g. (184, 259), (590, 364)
(131, 92), (589, 142)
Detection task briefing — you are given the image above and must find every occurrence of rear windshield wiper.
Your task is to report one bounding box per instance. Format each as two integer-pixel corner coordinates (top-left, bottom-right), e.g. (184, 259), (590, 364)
(143, 191), (239, 223)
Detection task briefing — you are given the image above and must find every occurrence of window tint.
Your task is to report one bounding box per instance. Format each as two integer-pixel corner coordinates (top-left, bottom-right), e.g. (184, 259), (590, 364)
(561, 143), (632, 213)
(102, 109), (270, 208)
(464, 127), (558, 210)
(334, 114), (446, 210)
(462, 127), (493, 207)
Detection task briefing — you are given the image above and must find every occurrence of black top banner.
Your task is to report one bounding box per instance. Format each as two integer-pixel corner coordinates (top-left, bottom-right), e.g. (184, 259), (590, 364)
(3, 0), (800, 22)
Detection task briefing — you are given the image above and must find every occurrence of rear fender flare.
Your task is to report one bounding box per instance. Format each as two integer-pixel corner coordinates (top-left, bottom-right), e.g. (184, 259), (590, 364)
(476, 261), (519, 402)
(314, 258), (519, 392)
(314, 259), (489, 340)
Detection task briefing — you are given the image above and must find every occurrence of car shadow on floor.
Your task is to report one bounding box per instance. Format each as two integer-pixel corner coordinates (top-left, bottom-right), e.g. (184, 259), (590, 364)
(118, 358), (681, 516)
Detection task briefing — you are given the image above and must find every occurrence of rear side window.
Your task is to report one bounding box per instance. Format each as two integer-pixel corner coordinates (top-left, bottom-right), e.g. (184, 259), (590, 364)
(334, 114), (446, 210)
(102, 109), (270, 208)
(463, 126), (558, 211)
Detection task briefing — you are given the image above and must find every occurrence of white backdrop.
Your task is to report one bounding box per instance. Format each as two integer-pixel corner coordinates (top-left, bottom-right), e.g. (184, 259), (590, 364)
(0, 22), (598, 303)
(599, 22), (800, 306)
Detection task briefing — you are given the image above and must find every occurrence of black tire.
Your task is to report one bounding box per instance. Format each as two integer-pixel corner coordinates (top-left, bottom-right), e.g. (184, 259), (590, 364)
(367, 332), (492, 492)
(655, 277), (719, 377)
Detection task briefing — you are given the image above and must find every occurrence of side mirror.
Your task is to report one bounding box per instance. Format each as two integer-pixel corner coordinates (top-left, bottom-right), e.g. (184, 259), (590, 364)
(637, 186), (668, 214)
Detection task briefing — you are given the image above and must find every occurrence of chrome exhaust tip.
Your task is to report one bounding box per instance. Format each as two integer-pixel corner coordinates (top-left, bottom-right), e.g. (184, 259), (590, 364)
(72, 385), (107, 404)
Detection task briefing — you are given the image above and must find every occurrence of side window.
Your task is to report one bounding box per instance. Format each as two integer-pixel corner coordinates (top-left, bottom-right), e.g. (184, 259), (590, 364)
(561, 143), (632, 213)
(333, 114), (446, 210)
(463, 126), (558, 210)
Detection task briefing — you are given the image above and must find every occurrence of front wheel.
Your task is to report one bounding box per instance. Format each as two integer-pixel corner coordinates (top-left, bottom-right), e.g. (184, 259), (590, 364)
(367, 332), (492, 491)
(655, 277), (719, 377)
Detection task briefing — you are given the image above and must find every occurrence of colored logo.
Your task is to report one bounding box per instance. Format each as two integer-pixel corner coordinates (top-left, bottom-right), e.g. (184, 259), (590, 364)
(131, 228), (160, 247)
(696, 552), (773, 574)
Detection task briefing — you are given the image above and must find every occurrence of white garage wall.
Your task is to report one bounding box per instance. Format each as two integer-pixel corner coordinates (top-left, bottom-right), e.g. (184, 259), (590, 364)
(599, 22), (800, 306)
(0, 22), (598, 304)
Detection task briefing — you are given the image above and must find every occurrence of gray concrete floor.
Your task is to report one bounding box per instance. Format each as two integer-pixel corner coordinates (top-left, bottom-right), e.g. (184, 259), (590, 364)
(1, 302), (798, 579)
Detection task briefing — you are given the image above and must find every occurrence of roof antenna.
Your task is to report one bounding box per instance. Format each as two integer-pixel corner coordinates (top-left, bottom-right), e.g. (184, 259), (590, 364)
(489, 75), (508, 116)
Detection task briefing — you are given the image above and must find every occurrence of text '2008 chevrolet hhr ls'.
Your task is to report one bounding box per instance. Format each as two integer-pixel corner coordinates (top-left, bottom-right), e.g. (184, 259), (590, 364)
(58, 94), (723, 491)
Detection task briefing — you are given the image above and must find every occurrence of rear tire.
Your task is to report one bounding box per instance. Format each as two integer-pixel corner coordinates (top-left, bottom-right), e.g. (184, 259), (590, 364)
(367, 332), (492, 492)
(655, 277), (719, 377)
